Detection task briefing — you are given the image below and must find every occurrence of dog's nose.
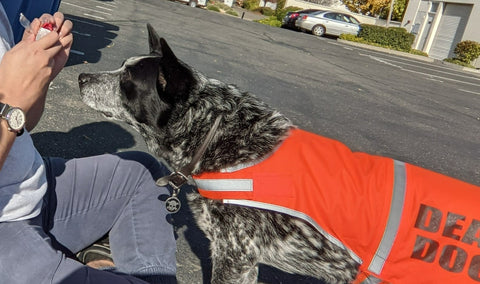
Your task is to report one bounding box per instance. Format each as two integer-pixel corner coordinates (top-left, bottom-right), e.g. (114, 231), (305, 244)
(78, 73), (91, 86)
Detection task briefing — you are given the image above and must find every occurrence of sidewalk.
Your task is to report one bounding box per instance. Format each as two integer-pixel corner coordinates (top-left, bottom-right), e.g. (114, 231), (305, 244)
(231, 5), (266, 21)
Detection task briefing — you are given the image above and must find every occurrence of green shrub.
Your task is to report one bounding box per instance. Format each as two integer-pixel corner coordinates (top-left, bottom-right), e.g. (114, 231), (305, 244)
(409, 49), (428, 57)
(242, 0), (259, 10)
(444, 58), (476, 69)
(207, 5), (221, 12)
(276, 0), (286, 10)
(275, 6), (302, 21)
(358, 24), (414, 52)
(255, 16), (282, 27)
(339, 33), (361, 42)
(226, 9), (239, 16)
(453, 40), (480, 64)
(340, 33), (429, 57)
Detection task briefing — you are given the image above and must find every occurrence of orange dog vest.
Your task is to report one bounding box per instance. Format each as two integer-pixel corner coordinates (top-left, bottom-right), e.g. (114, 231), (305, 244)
(193, 129), (480, 283)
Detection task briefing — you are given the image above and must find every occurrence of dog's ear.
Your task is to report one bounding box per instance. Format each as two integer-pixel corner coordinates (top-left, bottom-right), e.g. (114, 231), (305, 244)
(147, 23), (163, 55)
(146, 24), (178, 62)
(146, 24), (195, 103)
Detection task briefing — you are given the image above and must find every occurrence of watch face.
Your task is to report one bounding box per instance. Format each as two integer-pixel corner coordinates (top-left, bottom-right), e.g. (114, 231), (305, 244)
(7, 108), (26, 131)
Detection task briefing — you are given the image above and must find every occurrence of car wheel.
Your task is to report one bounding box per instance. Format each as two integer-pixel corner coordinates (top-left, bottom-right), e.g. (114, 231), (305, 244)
(188, 1), (197, 7)
(312, 25), (325, 37)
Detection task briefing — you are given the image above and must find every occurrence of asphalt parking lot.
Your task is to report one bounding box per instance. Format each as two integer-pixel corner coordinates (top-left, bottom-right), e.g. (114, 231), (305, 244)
(30, 0), (480, 283)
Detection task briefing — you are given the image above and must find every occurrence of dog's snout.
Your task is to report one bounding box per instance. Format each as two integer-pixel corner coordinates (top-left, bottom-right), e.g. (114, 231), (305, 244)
(78, 73), (92, 86)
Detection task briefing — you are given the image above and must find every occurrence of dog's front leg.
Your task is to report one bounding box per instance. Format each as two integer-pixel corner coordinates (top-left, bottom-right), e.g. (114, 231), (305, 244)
(209, 230), (260, 284)
(211, 251), (259, 284)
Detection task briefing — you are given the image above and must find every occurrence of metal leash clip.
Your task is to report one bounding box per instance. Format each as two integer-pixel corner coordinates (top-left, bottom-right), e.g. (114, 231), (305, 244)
(155, 116), (222, 214)
(156, 172), (189, 214)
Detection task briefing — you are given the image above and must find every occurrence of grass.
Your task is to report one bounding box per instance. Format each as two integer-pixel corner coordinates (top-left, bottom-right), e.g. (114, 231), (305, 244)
(443, 58), (477, 69)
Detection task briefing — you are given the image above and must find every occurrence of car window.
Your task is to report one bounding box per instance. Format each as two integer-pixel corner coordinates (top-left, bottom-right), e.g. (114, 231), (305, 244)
(335, 14), (344, 21)
(323, 13), (336, 20)
(348, 16), (360, 24)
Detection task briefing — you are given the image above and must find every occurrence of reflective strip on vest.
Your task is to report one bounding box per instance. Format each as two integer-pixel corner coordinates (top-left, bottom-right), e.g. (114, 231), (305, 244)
(194, 179), (253, 192)
(368, 160), (407, 275)
(196, 160), (407, 277)
(223, 198), (363, 264)
(359, 275), (384, 284)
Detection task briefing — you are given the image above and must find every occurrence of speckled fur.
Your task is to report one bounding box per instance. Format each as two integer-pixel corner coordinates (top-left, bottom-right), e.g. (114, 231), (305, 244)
(79, 24), (359, 283)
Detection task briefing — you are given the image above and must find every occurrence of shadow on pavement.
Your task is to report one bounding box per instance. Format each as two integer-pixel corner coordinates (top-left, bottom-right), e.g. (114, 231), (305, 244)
(31, 121), (135, 158)
(64, 14), (119, 66)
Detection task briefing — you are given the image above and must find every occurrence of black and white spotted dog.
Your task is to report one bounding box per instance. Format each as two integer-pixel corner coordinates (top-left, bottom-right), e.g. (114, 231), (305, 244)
(78, 24), (361, 283)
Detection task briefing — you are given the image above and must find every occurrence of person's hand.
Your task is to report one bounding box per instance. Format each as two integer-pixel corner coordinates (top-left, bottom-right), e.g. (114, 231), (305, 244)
(0, 31), (62, 118)
(22, 12), (73, 80)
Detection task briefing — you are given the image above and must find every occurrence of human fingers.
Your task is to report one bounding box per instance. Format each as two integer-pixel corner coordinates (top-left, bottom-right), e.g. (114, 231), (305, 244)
(53, 12), (65, 31)
(38, 13), (56, 29)
(43, 38), (64, 61)
(59, 31), (73, 51)
(58, 19), (73, 40)
(34, 30), (60, 50)
(21, 18), (41, 41)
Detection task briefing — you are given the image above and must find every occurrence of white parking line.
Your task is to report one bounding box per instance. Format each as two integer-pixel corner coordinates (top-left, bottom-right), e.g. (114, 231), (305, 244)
(62, 2), (111, 15)
(83, 13), (105, 20)
(66, 17), (105, 28)
(459, 89), (480, 95)
(361, 53), (480, 82)
(364, 54), (480, 88)
(97, 1), (116, 8)
(96, 5), (113, 11)
(425, 77), (443, 83)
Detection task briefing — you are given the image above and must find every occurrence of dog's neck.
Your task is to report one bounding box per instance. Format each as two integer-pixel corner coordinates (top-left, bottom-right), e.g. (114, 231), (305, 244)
(160, 93), (293, 174)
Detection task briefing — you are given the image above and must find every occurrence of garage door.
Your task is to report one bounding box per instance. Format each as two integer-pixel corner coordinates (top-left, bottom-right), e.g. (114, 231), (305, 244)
(429, 3), (472, 60)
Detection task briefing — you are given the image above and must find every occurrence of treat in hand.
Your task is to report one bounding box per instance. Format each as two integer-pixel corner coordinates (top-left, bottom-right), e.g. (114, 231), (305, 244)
(36, 22), (53, 40)
(19, 13), (54, 41)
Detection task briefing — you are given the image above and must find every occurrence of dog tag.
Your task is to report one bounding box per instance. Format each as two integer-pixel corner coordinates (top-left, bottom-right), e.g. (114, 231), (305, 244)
(165, 196), (181, 213)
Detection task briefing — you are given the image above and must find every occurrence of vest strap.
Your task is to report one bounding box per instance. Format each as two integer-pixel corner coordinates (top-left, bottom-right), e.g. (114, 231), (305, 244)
(368, 160), (407, 275)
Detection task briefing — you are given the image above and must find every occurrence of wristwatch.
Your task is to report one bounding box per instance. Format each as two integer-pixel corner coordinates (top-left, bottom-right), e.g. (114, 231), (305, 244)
(0, 102), (26, 136)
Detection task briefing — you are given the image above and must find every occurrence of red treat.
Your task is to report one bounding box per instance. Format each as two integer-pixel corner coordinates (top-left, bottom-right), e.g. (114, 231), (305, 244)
(41, 22), (54, 31)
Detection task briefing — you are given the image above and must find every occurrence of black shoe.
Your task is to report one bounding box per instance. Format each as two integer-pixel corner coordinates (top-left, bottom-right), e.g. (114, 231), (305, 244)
(76, 235), (113, 264)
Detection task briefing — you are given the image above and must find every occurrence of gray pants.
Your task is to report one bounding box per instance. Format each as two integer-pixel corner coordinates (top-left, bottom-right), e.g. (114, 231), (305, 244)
(0, 152), (176, 283)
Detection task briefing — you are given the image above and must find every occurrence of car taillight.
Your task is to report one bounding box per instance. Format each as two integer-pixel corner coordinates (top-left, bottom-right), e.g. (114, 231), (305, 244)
(302, 15), (308, 20)
(290, 13), (299, 18)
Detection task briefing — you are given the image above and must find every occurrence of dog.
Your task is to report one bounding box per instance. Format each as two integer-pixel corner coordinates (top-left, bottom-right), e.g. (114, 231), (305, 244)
(79, 24), (480, 283)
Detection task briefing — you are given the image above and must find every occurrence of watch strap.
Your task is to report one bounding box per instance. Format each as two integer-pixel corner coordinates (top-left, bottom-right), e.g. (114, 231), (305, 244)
(0, 102), (9, 117)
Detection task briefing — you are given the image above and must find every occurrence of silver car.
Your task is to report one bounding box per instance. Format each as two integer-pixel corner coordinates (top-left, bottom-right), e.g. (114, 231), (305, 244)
(295, 11), (360, 37)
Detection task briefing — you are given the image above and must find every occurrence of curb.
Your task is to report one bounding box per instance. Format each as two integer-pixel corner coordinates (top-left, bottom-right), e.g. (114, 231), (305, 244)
(337, 38), (434, 62)
(337, 38), (480, 75)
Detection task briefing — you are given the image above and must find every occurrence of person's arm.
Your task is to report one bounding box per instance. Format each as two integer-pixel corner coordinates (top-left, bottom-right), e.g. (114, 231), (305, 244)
(18, 13), (73, 130)
(0, 118), (16, 170)
(0, 13), (73, 170)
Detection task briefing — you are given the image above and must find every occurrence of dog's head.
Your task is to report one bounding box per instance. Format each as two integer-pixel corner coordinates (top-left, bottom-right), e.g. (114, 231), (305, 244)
(79, 24), (199, 132)
(79, 24), (292, 172)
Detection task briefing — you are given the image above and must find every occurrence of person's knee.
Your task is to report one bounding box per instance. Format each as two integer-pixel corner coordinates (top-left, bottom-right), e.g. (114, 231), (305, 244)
(115, 151), (170, 179)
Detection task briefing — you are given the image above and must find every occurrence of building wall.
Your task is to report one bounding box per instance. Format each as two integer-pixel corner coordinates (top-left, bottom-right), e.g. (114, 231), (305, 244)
(402, 0), (480, 68)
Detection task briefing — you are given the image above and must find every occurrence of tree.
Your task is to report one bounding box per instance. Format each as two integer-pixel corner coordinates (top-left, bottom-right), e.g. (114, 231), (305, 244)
(341, 0), (409, 20)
